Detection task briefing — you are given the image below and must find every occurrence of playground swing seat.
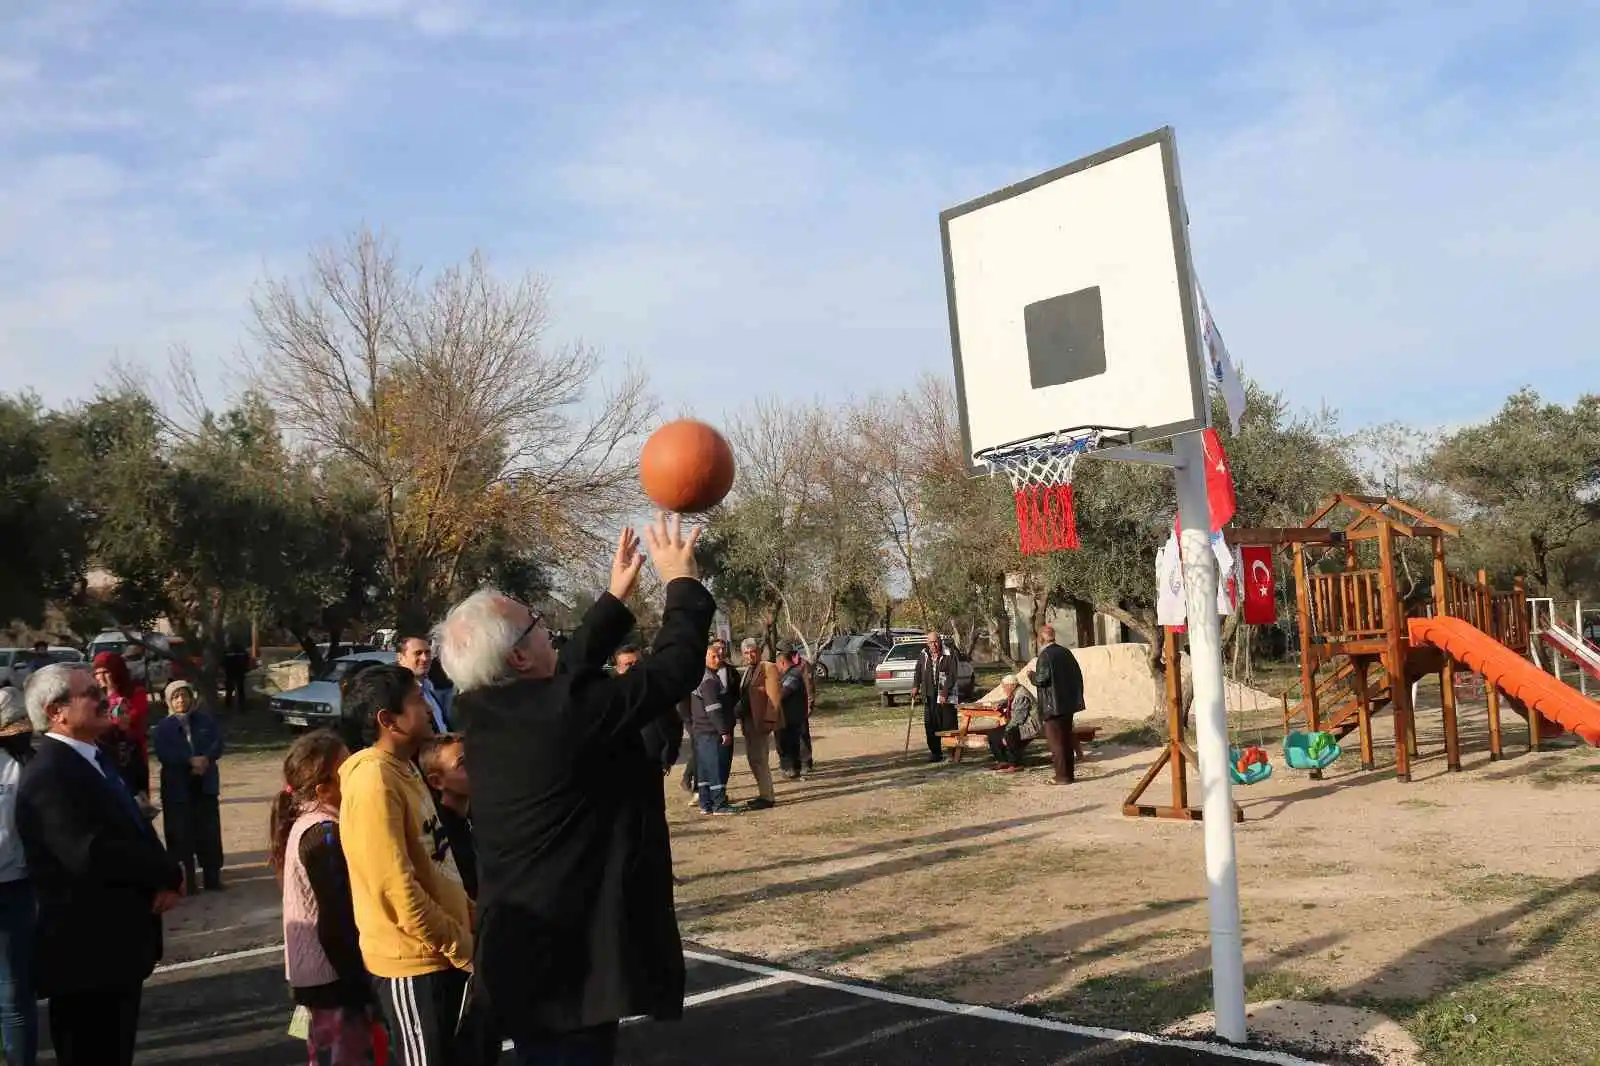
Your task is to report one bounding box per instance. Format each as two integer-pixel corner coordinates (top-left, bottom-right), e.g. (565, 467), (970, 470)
(1229, 745), (1273, 785)
(1224, 656), (1273, 786)
(1282, 730), (1342, 771)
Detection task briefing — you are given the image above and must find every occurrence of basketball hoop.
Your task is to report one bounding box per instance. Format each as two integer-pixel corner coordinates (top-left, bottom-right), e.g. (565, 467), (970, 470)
(977, 428), (1108, 555)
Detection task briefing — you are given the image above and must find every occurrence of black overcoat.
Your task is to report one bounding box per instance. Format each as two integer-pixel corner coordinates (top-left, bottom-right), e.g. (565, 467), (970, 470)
(460, 577), (715, 1038)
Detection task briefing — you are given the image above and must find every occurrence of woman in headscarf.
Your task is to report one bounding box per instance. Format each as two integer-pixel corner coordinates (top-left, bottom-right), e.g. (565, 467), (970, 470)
(0, 688), (37, 1065)
(92, 651), (154, 817)
(151, 680), (226, 894)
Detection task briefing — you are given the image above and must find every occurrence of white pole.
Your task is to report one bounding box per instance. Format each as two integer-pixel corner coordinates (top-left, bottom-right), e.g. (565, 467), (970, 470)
(1172, 429), (1248, 1044)
(1578, 601), (1588, 697)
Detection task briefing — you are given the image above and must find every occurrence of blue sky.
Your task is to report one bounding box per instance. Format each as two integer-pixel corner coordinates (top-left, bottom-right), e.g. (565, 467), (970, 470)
(3, 0), (1597, 431)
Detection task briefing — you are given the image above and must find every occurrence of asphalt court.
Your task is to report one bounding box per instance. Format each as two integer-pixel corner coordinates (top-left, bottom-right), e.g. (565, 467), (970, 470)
(38, 946), (1329, 1065)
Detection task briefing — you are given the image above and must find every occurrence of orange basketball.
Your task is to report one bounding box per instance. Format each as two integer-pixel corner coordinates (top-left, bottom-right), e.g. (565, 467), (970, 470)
(639, 419), (736, 513)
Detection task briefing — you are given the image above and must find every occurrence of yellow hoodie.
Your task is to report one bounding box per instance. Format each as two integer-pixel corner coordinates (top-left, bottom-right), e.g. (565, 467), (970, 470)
(338, 746), (473, 977)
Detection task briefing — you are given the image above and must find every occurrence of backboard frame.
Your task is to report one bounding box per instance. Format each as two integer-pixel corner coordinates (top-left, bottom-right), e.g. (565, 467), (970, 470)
(940, 126), (1210, 478)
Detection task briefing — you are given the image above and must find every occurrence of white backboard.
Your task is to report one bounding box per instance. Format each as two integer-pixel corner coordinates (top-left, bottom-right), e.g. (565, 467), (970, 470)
(940, 127), (1209, 474)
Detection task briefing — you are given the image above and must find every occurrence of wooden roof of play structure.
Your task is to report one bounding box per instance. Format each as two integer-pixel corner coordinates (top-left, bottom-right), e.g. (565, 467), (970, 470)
(1300, 494), (1461, 542)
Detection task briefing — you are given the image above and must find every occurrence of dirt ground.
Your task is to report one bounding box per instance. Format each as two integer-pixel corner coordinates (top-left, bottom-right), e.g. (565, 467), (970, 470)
(189, 689), (1600, 1065)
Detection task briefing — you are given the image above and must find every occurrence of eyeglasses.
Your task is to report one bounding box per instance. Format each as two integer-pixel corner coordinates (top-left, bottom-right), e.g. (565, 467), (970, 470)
(511, 601), (544, 648)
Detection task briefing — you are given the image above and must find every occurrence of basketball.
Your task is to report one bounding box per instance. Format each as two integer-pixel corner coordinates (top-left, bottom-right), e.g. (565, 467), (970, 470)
(639, 419), (736, 513)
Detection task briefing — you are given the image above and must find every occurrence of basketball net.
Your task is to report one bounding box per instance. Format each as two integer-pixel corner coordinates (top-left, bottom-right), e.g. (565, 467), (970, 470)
(981, 429), (1102, 555)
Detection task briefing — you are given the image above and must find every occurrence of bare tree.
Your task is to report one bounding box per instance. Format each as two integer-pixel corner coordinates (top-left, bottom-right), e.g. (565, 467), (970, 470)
(251, 227), (656, 626)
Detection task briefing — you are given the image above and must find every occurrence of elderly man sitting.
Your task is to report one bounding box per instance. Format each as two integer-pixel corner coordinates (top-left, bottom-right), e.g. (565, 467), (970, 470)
(987, 674), (1038, 772)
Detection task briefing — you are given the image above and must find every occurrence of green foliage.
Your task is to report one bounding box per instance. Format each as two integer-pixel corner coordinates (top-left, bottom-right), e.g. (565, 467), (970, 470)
(1428, 389), (1600, 595)
(0, 395), (85, 627)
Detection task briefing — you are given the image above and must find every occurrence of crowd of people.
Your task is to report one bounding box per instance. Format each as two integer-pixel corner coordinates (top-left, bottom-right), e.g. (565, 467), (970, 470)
(0, 511), (1088, 1066)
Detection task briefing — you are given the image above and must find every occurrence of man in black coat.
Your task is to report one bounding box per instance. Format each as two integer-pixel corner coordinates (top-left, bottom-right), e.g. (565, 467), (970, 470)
(18, 662), (184, 1066)
(621, 645), (684, 776)
(1029, 624), (1086, 784)
(437, 514), (712, 1066)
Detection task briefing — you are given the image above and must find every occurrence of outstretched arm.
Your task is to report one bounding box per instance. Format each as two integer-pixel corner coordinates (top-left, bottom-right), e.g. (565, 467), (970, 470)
(559, 527), (647, 673)
(574, 514), (715, 739)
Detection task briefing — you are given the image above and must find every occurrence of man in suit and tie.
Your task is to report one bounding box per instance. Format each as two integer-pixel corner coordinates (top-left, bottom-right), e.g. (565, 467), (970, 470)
(18, 662), (184, 1066)
(399, 634), (450, 733)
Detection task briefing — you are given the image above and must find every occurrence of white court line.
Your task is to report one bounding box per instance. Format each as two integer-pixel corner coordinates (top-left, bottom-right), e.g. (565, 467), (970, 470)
(494, 975), (794, 1051)
(683, 950), (1330, 1066)
(154, 944), (283, 974)
(161, 941), (1328, 1065)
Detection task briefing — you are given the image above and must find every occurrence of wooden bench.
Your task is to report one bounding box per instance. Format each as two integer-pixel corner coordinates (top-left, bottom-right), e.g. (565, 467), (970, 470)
(937, 706), (1099, 764)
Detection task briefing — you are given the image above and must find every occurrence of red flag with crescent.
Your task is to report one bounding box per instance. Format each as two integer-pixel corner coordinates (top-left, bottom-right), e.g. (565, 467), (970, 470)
(1241, 545), (1276, 625)
(1202, 427), (1237, 531)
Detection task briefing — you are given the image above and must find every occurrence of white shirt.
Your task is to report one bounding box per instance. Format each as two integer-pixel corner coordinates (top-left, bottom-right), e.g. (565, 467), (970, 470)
(46, 732), (107, 775)
(0, 751), (25, 882)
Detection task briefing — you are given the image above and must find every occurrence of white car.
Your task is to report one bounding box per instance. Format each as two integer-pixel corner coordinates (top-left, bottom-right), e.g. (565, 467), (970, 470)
(1, 646), (84, 688)
(271, 651), (397, 732)
(873, 637), (977, 707)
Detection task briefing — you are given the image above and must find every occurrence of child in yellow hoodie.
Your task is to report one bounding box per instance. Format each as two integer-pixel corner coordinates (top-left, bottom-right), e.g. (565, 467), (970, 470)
(338, 664), (474, 1066)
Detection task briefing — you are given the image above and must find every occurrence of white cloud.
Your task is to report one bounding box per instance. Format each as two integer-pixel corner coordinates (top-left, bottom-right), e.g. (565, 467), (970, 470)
(3, 0), (1598, 436)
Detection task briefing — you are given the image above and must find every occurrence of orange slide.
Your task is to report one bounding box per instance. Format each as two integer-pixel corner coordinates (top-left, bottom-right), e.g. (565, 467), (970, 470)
(1408, 616), (1600, 746)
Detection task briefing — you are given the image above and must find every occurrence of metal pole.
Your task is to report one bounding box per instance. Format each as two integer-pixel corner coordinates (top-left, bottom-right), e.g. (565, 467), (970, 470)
(1578, 601), (1588, 697)
(1172, 429), (1248, 1044)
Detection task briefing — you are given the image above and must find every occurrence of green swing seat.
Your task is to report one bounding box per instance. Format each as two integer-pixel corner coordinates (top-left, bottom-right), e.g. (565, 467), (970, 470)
(1227, 745), (1273, 786)
(1282, 730), (1342, 771)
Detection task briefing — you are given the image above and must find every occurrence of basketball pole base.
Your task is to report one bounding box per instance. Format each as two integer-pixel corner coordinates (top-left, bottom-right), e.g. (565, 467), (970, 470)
(1173, 430), (1248, 1045)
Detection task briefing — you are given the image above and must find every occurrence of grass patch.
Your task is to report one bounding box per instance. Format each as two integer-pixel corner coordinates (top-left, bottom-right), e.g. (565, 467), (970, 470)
(1025, 967), (1330, 1034)
(1398, 798), (1446, 810)
(1102, 722), (1163, 747)
(1453, 872), (1565, 905)
(811, 682), (904, 727)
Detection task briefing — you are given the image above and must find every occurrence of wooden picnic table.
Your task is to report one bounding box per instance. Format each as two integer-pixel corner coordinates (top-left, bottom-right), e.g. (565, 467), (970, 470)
(937, 704), (1098, 764)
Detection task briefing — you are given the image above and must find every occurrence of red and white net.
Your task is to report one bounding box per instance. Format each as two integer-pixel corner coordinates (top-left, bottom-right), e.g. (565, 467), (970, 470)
(981, 430), (1102, 555)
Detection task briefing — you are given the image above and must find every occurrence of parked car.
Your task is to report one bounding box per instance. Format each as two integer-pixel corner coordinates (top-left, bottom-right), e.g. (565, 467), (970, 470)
(85, 630), (191, 693)
(873, 637), (976, 706)
(814, 633), (890, 683)
(270, 651), (396, 732)
(4, 646), (88, 689)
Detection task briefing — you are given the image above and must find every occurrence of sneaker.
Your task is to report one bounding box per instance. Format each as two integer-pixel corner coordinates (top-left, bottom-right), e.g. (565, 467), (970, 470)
(687, 795), (703, 809)
(746, 797), (775, 811)
(709, 805), (739, 816)
(805, 761), (815, 773)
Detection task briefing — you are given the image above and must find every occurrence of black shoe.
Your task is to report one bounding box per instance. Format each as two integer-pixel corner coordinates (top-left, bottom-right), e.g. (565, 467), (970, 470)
(927, 755), (944, 764)
(746, 797), (775, 810)
(805, 761), (815, 772)
(203, 875), (225, 892)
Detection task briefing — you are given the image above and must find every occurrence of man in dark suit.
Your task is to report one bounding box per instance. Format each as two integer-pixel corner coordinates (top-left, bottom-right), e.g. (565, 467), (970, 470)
(911, 631), (959, 763)
(436, 514), (712, 1066)
(1029, 624), (1087, 784)
(18, 662), (184, 1066)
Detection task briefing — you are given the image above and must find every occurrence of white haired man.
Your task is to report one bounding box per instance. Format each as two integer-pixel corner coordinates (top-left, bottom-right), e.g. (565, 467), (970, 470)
(986, 674), (1038, 772)
(18, 663), (184, 1066)
(435, 514), (712, 1066)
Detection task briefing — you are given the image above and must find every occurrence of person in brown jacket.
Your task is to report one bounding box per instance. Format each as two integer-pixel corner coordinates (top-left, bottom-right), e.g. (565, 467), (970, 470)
(735, 639), (783, 810)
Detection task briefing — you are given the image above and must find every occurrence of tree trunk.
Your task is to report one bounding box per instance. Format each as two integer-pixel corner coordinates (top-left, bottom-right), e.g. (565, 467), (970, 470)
(1072, 600), (1096, 648)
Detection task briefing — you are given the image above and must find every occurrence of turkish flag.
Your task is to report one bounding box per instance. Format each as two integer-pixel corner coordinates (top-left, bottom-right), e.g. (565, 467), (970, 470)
(1241, 544), (1277, 625)
(1202, 427), (1237, 530)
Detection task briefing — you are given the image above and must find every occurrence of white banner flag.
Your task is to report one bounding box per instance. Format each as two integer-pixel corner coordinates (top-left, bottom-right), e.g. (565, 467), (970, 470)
(1195, 280), (1247, 435)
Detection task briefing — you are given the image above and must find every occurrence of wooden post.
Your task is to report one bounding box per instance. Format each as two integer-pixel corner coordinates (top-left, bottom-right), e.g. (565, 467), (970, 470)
(1166, 627), (1187, 812)
(1292, 543), (1320, 731)
(1379, 522), (1413, 781)
(1434, 540), (1462, 771)
(1352, 658), (1377, 770)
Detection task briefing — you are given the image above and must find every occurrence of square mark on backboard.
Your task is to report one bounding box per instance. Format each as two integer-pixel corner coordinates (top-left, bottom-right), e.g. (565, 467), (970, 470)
(1024, 286), (1106, 389)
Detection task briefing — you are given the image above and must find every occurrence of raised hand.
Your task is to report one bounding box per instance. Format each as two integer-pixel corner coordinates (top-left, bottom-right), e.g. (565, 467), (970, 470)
(642, 511), (701, 584)
(608, 526), (646, 601)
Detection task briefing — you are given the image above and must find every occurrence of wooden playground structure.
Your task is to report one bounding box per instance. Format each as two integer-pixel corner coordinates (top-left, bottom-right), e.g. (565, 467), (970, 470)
(1125, 494), (1542, 821)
